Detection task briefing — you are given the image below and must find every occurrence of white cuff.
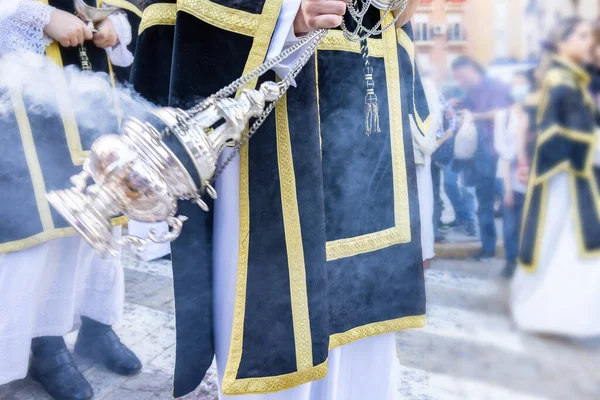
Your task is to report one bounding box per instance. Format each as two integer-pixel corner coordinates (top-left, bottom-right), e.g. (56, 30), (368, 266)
(105, 12), (134, 67)
(266, 0), (302, 85)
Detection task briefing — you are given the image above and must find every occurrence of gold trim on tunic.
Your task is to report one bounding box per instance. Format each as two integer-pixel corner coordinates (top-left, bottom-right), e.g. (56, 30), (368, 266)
(103, 0), (143, 17)
(322, 12), (411, 262)
(518, 65), (600, 273)
(329, 315), (426, 349)
(275, 88), (314, 372)
(138, 3), (177, 34)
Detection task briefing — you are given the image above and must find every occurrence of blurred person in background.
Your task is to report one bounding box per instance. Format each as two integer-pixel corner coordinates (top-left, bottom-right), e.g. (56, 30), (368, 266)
(494, 70), (536, 278)
(451, 56), (512, 261)
(411, 65), (441, 268)
(439, 92), (476, 238)
(0, 1), (141, 399)
(512, 18), (600, 338)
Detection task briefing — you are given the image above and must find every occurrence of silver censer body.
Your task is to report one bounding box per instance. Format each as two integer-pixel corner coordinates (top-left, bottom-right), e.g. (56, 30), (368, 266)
(46, 82), (282, 257)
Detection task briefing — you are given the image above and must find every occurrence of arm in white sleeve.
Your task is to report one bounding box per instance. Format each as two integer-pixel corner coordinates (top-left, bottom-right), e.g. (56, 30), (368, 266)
(0, 0), (54, 54)
(494, 109), (517, 161)
(104, 12), (134, 68)
(266, 0), (302, 82)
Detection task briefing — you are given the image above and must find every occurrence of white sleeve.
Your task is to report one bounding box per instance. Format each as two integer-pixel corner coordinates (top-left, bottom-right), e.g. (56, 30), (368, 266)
(0, 0), (55, 54)
(104, 12), (134, 68)
(494, 109), (517, 161)
(266, 0), (302, 82)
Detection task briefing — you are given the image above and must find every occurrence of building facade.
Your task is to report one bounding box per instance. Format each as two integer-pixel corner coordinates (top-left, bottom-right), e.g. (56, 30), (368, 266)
(414, 0), (526, 81)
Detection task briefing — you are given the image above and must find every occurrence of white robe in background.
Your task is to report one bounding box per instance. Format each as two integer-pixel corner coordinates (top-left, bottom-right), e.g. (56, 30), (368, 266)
(416, 155), (435, 261)
(511, 138), (600, 337)
(0, 230), (124, 384)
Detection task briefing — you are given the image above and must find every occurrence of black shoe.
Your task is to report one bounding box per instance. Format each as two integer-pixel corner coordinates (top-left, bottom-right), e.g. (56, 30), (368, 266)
(30, 349), (93, 400)
(75, 329), (142, 376)
(501, 260), (517, 278)
(434, 233), (447, 243)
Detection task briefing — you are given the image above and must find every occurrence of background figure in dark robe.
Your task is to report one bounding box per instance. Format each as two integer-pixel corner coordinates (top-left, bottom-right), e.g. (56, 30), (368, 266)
(512, 18), (600, 338)
(131, 0), (427, 398)
(0, 1), (141, 399)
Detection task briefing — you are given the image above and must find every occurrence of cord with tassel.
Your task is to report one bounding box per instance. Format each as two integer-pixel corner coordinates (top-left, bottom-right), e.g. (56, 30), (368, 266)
(361, 39), (380, 136)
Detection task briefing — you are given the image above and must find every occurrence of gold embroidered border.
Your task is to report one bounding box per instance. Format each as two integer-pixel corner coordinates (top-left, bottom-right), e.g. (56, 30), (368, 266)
(10, 87), (55, 232)
(138, 3), (176, 34)
(275, 90), (314, 372)
(222, 0), (328, 395)
(178, 0), (259, 37)
(224, 361), (328, 395)
(325, 12), (411, 262)
(103, 0), (143, 17)
(329, 315), (426, 349)
(318, 30), (383, 58)
(397, 27), (431, 137)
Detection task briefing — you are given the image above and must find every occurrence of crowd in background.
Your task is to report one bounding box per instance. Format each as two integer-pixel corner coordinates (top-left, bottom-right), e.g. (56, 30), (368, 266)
(419, 19), (600, 280)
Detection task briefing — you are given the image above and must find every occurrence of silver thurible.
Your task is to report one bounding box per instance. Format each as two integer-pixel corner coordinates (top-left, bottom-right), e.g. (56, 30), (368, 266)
(47, 82), (282, 257)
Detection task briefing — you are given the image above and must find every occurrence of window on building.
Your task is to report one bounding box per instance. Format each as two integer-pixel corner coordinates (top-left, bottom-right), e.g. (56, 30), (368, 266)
(447, 14), (465, 42)
(414, 13), (431, 41)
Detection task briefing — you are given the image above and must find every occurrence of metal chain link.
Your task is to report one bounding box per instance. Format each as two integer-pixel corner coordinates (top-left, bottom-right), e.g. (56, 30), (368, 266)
(211, 29), (328, 180)
(341, 0), (407, 42)
(162, 2), (406, 186)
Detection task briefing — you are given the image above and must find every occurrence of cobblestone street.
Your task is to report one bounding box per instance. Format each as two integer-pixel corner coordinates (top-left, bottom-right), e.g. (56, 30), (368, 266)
(2, 255), (599, 400)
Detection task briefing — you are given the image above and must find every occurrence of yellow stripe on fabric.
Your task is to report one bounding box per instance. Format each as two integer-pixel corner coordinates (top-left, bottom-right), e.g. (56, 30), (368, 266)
(325, 12), (411, 262)
(222, 0), (328, 395)
(537, 124), (597, 145)
(42, 25), (89, 166)
(397, 27), (430, 136)
(318, 30), (384, 57)
(329, 315), (426, 350)
(10, 88), (55, 232)
(178, 0), (259, 37)
(138, 3), (176, 34)
(275, 90), (313, 372)
(102, 0), (143, 17)
(223, 361), (328, 395)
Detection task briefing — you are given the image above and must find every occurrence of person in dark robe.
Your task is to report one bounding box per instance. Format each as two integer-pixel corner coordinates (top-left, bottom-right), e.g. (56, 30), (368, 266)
(130, 0), (428, 398)
(512, 17), (600, 338)
(0, 1), (141, 399)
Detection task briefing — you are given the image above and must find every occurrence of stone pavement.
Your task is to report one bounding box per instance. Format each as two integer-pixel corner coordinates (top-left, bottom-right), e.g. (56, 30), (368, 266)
(2, 255), (599, 400)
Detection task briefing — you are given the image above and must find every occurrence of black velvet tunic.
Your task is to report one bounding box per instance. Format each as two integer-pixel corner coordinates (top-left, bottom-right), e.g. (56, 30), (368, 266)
(131, 1), (429, 397)
(519, 58), (600, 270)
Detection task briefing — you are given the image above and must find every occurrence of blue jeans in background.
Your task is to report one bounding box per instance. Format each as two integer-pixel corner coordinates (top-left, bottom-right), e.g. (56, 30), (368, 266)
(503, 191), (525, 263)
(475, 174), (498, 255)
(443, 163), (475, 224)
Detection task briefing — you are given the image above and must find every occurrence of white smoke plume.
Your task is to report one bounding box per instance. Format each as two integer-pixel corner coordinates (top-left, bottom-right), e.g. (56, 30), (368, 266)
(0, 51), (155, 132)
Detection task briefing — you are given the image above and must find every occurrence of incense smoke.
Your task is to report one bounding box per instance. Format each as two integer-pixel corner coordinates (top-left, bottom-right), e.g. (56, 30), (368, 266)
(0, 51), (155, 132)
